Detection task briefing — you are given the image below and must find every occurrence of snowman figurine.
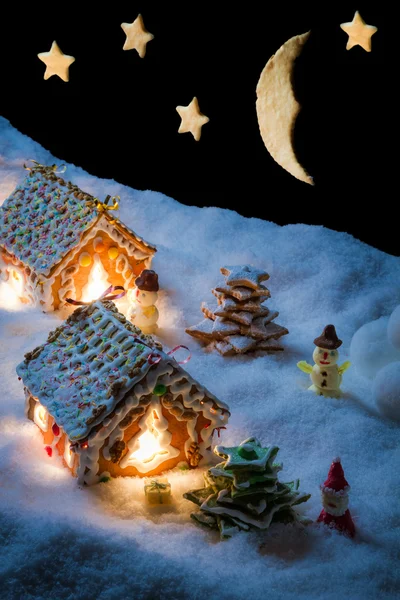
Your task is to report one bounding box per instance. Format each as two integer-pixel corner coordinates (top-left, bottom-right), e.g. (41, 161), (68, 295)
(297, 324), (350, 398)
(128, 270), (159, 334)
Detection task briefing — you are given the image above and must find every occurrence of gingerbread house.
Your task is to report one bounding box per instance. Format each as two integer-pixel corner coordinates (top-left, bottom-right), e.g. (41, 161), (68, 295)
(0, 163), (156, 311)
(17, 299), (230, 485)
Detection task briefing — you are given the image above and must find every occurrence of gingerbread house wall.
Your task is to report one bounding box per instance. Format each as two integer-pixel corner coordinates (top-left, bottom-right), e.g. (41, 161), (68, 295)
(52, 230), (149, 310)
(97, 406), (212, 480)
(25, 392), (79, 476)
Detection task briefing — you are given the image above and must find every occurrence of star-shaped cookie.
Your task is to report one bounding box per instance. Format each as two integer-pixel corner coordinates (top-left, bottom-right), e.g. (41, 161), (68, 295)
(214, 438), (279, 471)
(220, 265), (270, 290)
(176, 97), (209, 141)
(121, 14), (154, 58)
(37, 41), (75, 82)
(340, 11), (378, 52)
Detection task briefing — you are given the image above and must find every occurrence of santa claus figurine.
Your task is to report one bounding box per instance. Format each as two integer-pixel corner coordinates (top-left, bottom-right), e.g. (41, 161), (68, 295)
(128, 270), (159, 334)
(317, 457), (356, 538)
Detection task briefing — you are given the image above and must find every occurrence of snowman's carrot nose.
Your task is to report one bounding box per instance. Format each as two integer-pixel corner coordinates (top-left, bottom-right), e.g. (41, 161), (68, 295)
(323, 352), (328, 360)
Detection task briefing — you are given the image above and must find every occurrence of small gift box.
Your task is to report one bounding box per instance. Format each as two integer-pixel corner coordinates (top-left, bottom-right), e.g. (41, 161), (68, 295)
(144, 476), (172, 504)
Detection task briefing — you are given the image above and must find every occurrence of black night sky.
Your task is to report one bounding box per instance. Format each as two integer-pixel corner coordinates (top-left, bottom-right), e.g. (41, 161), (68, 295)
(0, 3), (396, 255)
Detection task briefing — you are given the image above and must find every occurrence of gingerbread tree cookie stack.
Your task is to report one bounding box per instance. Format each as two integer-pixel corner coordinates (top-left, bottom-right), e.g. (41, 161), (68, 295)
(186, 265), (288, 355)
(184, 437), (310, 540)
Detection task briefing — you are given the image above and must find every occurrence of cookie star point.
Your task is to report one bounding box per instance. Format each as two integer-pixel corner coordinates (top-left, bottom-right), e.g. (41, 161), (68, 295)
(121, 14), (154, 58)
(37, 40), (75, 82)
(176, 97), (209, 141)
(340, 10), (378, 52)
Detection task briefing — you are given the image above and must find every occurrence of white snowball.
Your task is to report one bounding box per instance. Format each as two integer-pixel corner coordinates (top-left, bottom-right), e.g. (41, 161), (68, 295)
(388, 305), (400, 351)
(373, 362), (400, 421)
(350, 316), (400, 379)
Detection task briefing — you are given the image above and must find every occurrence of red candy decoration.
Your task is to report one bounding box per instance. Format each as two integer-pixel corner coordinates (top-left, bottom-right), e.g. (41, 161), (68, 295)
(45, 446), (53, 457)
(52, 423), (60, 437)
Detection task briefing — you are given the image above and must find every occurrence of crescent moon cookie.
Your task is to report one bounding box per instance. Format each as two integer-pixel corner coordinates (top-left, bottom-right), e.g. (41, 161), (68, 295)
(256, 31), (313, 185)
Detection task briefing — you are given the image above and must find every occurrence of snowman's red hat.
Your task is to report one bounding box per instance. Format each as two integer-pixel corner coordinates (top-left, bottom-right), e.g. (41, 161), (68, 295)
(320, 457), (350, 496)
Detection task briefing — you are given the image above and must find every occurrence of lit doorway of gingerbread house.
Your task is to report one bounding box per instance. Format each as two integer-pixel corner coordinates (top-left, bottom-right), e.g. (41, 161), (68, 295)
(80, 254), (112, 303)
(120, 397), (180, 474)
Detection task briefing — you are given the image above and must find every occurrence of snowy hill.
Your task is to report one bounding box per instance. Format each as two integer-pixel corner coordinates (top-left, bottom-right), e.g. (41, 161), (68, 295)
(1, 116), (399, 600)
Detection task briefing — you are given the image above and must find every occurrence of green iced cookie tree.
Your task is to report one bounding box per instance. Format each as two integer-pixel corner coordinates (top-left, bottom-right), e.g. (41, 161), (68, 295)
(183, 437), (311, 540)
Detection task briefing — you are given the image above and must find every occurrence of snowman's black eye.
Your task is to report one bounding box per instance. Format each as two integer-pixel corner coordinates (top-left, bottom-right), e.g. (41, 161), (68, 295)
(319, 349), (323, 354)
(142, 293), (146, 297)
(330, 351), (335, 356)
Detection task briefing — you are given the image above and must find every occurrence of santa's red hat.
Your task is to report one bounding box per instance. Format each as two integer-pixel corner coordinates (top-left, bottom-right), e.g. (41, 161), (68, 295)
(320, 457), (350, 496)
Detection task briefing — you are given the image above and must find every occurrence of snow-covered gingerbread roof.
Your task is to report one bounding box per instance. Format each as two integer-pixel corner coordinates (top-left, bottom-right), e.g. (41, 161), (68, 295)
(0, 166), (156, 277)
(17, 300), (229, 443)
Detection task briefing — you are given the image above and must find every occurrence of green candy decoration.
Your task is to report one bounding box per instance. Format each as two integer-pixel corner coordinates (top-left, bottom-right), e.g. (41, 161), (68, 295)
(153, 384), (167, 396)
(183, 437), (311, 540)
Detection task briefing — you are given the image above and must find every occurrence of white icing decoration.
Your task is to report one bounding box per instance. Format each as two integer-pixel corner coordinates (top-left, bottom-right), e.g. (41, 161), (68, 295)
(115, 253), (135, 287)
(58, 263), (79, 303)
(120, 396), (180, 473)
(64, 440), (75, 468)
(33, 401), (49, 431)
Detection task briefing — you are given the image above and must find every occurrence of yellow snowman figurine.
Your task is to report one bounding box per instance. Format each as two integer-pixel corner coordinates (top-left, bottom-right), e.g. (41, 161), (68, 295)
(128, 270), (159, 334)
(297, 324), (350, 398)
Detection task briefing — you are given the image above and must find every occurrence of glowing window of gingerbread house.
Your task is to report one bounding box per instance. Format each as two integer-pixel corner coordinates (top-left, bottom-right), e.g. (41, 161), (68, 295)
(9, 269), (24, 296)
(81, 254), (111, 302)
(120, 397), (180, 474)
(64, 442), (75, 469)
(33, 401), (48, 432)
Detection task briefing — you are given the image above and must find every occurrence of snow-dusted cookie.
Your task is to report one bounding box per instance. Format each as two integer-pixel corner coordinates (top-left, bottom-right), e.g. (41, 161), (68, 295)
(216, 295), (268, 313)
(220, 265), (270, 289)
(214, 307), (254, 327)
(186, 266), (288, 355)
(249, 319), (288, 341)
(185, 319), (215, 342)
(214, 283), (270, 302)
(215, 341), (236, 356)
(225, 335), (256, 354)
(212, 318), (241, 338)
(201, 301), (218, 321)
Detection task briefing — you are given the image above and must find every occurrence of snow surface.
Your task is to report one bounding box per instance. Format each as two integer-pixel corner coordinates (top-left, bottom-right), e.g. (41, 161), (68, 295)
(373, 362), (400, 422)
(388, 305), (400, 351)
(350, 316), (400, 380)
(1, 115), (400, 600)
